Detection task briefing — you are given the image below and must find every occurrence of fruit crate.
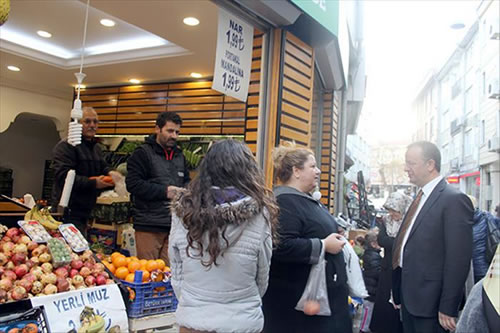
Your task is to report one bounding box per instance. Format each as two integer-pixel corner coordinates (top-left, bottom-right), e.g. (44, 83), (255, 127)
(121, 279), (178, 318)
(0, 306), (50, 333)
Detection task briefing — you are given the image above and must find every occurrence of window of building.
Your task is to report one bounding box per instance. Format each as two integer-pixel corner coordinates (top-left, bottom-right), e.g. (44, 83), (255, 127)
(481, 119), (486, 145)
(464, 129), (472, 157)
(465, 86), (473, 115)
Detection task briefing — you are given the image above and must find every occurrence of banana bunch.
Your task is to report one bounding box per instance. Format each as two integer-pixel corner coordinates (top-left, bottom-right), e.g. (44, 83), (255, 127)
(24, 206), (62, 230)
(78, 306), (105, 333)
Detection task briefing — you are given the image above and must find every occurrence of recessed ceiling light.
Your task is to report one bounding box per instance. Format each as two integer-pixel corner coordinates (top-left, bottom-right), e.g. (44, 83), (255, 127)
(37, 30), (52, 38)
(183, 17), (200, 26)
(190, 72), (202, 78)
(74, 84), (86, 89)
(100, 19), (116, 27)
(129, 79), (141, 84)
(450, 22), (466, 30)
(7, 65), (21, 72)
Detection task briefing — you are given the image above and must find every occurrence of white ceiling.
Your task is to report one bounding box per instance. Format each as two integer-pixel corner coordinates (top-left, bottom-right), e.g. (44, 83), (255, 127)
(0, 0), (219, 98)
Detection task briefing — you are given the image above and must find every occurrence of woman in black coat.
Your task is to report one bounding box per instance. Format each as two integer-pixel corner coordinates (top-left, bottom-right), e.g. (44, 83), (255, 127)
(262, 145), (351, 333)
(370, 192), (411, 333)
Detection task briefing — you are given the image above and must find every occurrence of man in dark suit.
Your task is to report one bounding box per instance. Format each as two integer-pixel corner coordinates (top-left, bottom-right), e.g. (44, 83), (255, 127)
(392, 141), (474, 333)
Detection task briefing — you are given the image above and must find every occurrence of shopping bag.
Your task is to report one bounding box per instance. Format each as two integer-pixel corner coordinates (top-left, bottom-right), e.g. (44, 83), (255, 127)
(295, 243), (331, 316)
(342, 237), (369, 298)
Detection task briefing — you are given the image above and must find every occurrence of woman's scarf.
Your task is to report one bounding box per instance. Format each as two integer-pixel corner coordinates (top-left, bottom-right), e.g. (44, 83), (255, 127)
(383, 191), (413, 237)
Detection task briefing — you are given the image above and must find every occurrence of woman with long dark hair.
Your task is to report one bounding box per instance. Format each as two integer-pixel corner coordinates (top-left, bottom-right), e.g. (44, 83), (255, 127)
(169, 139), (279, 333)
(262, 144), (351, 333)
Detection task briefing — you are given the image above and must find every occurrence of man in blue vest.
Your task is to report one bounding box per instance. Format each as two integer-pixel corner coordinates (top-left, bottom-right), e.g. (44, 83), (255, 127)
(126, 112), (190, 264)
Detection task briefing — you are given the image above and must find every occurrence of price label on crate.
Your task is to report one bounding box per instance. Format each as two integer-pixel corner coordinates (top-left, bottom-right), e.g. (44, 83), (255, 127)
(212, 8), (254, 102)
(30, 284), (128, 333)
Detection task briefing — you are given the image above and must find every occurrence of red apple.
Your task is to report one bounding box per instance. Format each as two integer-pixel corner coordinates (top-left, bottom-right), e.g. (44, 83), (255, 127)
(14, 264), (28, 278)
(25, 259), (35, 269)
(84, 261), (94, 270)
(69, 269), (79, 278)
(84, 275), (96, 287)
(5, 261), (15, 270)
(303, 300), (321, 316)
(30, 256), (40, 266)
(41, 262), (53, 273)
(11, 234), (21, 243)
(96, 275), (107, 286)
(71, 259), (84, 270)
(5, 228), (19, 239)
(55, 267), (69, 279)
(93, 263), (105, 274)
(56, 277), (70, 292)
(0, 289), (7, 303)
(2, 242), (14, 255)
(79, 267), (91, 278)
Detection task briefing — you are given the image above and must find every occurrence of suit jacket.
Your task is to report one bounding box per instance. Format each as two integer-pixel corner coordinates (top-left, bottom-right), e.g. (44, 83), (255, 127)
(392, 178), (473, 317)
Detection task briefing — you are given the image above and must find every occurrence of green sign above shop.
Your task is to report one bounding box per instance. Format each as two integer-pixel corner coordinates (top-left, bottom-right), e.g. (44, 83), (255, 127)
(290, 0), (339, 36)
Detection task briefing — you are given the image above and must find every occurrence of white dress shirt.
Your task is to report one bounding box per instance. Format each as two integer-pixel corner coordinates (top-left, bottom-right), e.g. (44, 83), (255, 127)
(400, 175), (443, 267)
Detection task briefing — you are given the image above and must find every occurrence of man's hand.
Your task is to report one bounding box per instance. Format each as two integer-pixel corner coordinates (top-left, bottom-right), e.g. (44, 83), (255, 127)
(167, 186), (182, 199)
(95, 177), (114, 189)
(438, 312), (456, 331)
(323, 233), (346, 254)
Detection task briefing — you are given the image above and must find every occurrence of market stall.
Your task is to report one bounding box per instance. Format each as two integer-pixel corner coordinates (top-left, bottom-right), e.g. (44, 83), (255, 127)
(0, 219), (178, 333)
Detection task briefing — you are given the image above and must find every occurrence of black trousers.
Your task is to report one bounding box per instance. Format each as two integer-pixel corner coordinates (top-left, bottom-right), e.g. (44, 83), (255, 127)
(401, 291), (446, 333)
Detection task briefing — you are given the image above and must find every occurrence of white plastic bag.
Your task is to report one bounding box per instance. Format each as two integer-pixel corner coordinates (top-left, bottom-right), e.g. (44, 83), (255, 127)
(295, 243), (331, 316)
(341, 236), (369, 298)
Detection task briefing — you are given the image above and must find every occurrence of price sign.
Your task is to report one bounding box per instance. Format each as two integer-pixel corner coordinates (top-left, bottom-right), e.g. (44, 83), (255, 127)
(212, 8), (254, 102)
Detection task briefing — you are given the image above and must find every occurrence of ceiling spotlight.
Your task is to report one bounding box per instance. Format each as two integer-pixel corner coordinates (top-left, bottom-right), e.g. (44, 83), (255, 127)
(183, 17), (200, 26)
(100, 19), (116, 27)
(129, 78), (141, 84)
(7, 65), (21, 72)
(37, 30), (52, 38)
(190, 72), (202, 78)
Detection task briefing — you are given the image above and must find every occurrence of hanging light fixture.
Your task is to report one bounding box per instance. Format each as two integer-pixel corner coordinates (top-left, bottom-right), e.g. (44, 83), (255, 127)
(0, 0), (10, 26)
(59, 0), (91, 208)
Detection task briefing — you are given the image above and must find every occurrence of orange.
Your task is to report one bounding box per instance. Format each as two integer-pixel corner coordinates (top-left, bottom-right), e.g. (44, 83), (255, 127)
(128, 261), (141, 273)
(130, 256), (139, 261)
(141, 270), (150, 282)
(146, 260), (159, 272)
(139, 259), (147, 266)
(111, 252), (122, 261)
(108, 263), (116, 274)
(164, 266), (171, 273)
(113, 256), (127, 268)
(125, 273), (135, 283)
(115, 266), (129, 280)
(155, 259), (166, 270)
(125, 257), (132, 265)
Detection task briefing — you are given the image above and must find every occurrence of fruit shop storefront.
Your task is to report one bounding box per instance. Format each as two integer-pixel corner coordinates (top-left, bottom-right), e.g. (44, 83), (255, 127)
(0, 0), (354, 331)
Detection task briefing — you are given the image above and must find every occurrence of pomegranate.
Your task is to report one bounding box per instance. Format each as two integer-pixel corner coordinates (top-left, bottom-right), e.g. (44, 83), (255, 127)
(39, 253), (51, 263)
(5, 261), (15, 270)
(31, 281), (43, 294)
(93, 263), (105, 274)
(31, 245), (47, 257)
(11, 253), (26, 265)
(69, 269), (79, 278)
(23, 273), (37, 284)
(3, 270), (16, 281)
(41, 262), (53, 273)
(30, 256), (40, 266)
(25, 259), (35, 269)
(41, 273), (57, 285)
(0, 252), (8, 266)
(0, 278), (13, 291)
(13, 243), (28, 255)
(11, 286), (27, 300)
(0, 289), (7, 303)
(19, 235), (31, 245)
(100, 271), (110, 279)
(27, 241), (38, 251)
(303, 300), (321, 316)
(72, 275), (84, 287)
(30, 266), (43, 279)
(2, 242), (14, 255)
(44, 284), (57, 295)
(81, 250), (93, 261)
(18, 278), (32, 292)
(14, 264), (28, 278)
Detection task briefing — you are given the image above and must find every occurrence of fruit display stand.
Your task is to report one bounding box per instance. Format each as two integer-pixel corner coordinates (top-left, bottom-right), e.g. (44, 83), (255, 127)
(128, 312), (176, 333)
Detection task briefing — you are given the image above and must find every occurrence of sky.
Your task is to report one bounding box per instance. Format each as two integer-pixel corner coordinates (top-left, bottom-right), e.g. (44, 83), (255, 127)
(357, 0), (479, 146)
